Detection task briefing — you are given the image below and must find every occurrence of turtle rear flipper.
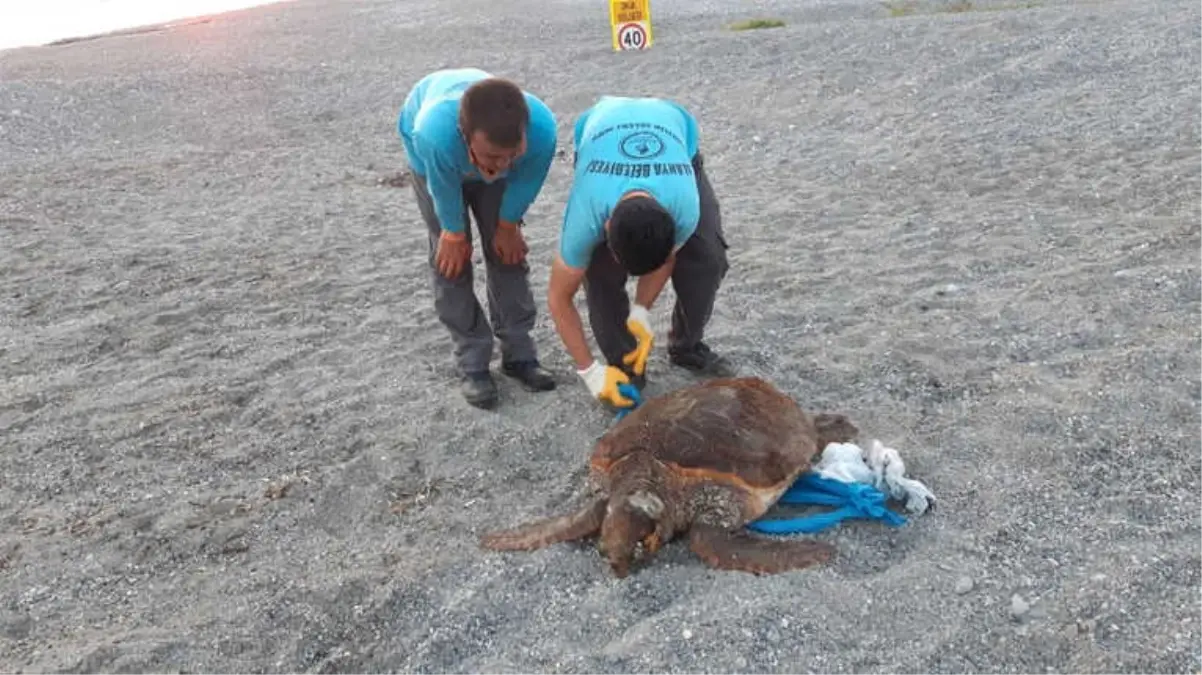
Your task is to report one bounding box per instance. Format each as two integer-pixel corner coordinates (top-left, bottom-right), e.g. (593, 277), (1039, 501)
(687, 523), (835, 574)
(479, 497), (607, 551)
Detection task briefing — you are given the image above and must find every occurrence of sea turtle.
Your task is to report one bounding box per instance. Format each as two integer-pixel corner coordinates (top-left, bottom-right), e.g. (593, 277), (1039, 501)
(479, 376), (859, 577)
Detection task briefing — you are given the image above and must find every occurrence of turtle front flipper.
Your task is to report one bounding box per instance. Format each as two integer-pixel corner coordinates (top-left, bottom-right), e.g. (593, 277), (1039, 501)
(479, 497), (607, 551)
(687, 523), (835, 574)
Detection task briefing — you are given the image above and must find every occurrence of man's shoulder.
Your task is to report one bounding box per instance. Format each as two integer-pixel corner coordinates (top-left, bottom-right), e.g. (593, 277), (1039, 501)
(559, 189), (606, 268)
(576, 94), (637, 123)
(413, 97), (459, 135)
(593, 95), (693, 117)
(410, 68), (489, 116)
(523, 92), (559, 146)
(523, 89), (553, 116)
(411, 98), (464, 165)
(415, 67), (491, 93)
(576, 96), (697, 143)
(645, 98), (698, 140)
(582, 95), (638, 122)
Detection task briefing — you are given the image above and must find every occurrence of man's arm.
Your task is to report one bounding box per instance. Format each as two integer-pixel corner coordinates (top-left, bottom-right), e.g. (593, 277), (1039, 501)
(414, 122), (467, 234)
(548, 189), (605, 369)
(547, 255), (594, 370)
(499, 97), (557, 224)
(633, 251), (675, 309)
(427, 158), (467, 234)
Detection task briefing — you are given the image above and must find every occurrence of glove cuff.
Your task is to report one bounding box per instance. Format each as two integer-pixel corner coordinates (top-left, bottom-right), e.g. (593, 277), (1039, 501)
(628, 303), (651, 327)
(576, 361), (605, 393)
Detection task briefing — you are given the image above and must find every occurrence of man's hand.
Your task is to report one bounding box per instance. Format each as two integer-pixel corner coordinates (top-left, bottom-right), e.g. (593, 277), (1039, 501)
(435, 230), (471, 279)
(622, 303), (653, 376)
(578, 361), (636, 408)
(493, 220), (528, 266)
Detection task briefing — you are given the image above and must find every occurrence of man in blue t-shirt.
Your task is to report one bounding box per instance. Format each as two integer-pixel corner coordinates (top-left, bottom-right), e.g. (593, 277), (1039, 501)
(546, 96), (735, 409)
(398, 68), (558, 409)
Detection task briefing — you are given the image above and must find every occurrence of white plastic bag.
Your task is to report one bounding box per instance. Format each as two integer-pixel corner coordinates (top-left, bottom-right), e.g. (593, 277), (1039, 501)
(812, 439), (937, 514)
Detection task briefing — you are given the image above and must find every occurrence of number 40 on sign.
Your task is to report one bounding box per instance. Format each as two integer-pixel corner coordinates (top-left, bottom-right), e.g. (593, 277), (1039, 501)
(610, 0), (653, 51)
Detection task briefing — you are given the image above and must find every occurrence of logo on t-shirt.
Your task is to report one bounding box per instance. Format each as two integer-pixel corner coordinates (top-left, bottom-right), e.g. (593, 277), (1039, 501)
(619, 131), (666, 160)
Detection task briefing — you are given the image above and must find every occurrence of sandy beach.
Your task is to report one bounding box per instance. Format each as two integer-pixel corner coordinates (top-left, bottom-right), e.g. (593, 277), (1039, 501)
(1, 0), (1199, 671)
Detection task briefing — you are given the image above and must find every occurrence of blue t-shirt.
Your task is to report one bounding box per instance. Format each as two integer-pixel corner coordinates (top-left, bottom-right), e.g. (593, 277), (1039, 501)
(558, 96), (701, 270)
(397, 68), (557, 234)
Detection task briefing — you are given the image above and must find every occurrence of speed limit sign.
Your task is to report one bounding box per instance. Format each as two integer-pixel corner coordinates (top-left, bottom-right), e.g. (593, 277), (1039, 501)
(609, 0), (654, 51)
(617, 21), (649, 50)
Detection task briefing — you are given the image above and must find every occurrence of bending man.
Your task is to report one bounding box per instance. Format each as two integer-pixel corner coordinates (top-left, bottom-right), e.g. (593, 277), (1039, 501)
(547, 95), (734, 409)
(398, 68), (558, 409)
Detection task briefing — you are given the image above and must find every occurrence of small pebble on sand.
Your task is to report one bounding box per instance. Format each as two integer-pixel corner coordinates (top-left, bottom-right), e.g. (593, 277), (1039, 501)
(1010, 595), (1030, 620)
(954, 576), (975, 595)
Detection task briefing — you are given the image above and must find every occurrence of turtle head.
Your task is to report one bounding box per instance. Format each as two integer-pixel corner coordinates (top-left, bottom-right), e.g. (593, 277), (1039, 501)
(598, 490), (665, 578)
(813, 413), (858, 448)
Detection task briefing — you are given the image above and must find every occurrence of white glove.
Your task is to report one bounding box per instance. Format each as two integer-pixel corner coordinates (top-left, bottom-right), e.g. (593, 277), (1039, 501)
(578, 361), (607, 397)
(628, 303), (651, 333)
(577, 361), (635, 407)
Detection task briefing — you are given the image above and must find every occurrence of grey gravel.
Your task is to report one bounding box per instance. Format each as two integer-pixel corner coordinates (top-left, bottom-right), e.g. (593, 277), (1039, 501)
(1011, 594), (1031, 620)
(955, 576), (975, 595)
(1, 0), (1200, 673)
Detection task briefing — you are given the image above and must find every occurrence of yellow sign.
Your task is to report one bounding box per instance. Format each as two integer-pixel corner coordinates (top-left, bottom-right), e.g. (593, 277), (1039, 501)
(610, 0), (653, 51)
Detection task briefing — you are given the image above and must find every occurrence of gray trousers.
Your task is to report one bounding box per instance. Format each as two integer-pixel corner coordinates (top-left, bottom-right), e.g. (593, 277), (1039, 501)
(582, 152), (730, 368)
(410, 173), (539, 375)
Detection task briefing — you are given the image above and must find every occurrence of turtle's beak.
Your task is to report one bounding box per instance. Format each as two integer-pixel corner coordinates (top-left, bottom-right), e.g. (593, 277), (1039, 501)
(609, 555), (632, 579)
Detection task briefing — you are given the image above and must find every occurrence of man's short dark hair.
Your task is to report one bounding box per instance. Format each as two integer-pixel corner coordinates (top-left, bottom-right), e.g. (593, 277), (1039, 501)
(459, 78), (529, 148)
(607, 196), (676, 276)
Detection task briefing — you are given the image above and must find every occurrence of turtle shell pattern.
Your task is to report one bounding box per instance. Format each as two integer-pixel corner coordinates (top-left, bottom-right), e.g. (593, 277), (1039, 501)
(589, 377), (822, 507)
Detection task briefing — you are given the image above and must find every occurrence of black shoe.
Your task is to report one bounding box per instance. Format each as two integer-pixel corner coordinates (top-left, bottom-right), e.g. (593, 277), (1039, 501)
(462, 371), (499, 409)
(501, 360), (557, 392)
(669, 342), (736, 377)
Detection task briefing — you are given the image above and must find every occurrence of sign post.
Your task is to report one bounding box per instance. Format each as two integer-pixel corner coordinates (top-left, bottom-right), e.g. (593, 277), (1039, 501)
(609, 0), (653, 51)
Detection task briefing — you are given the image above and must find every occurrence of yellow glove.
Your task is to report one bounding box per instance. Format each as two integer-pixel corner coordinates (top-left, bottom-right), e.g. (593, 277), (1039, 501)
(622, 303), (653, 376)
(577, 361), (636, 408)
